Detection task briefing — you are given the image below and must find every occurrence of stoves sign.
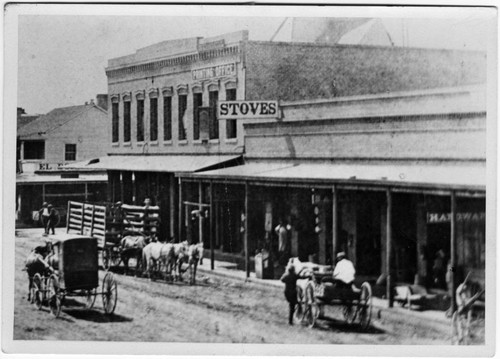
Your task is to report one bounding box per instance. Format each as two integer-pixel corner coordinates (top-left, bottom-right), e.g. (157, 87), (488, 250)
(427, 212), (486, 223)
(218, 101), (279, 119)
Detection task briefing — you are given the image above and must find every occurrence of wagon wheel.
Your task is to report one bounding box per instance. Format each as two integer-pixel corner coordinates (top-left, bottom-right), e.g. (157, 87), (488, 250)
(85, 287), (97, 309)
(294, 286), (305, 323)
(102, 272), (117, 315)
(357, 282), (373, 330)
(101, 247), (111, 270)
(342, 301), (356, 324)
(110, 247), (121, 267)
(317, 303), (325, 319)
(48, 274), (62, 318)
(32, 273), (43, 310)
(451, 311), (470, 345)
(304, 281), (319, 328)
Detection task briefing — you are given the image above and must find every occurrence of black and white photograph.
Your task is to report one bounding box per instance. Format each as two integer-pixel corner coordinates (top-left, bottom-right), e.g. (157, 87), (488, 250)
(2, 2), (497, 356)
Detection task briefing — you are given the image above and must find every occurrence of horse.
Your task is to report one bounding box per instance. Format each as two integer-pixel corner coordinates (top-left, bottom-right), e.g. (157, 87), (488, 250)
(186, 242), (204, 285)
(141, 241), (174, 281)
(25, 249), (52, 302)
(171, 241), (189, 281)
(120, 234), (150, 276)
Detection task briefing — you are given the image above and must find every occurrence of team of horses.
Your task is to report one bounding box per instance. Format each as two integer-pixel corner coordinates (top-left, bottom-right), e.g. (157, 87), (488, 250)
(120, 233), (204, 285)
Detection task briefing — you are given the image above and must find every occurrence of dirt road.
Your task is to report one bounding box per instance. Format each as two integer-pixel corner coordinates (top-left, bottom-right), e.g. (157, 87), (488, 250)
(13, 229), (459, 344)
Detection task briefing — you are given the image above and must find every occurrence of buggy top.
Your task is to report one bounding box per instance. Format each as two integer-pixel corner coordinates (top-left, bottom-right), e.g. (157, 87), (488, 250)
(49, 234), (98, 291)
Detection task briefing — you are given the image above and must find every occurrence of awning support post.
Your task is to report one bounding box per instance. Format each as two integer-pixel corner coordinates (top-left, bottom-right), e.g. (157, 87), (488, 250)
(450, 191), (457, 313)
(210, 181), (215, 270)
(132, 171), (136, 205)
(178, 178), (183, 242)
(386, 188), (394, 308)
(244, 181), (250, 278)
(198, 181), (203, 245)
(332, 185), (338, 265)
(119, 171), (124, 202)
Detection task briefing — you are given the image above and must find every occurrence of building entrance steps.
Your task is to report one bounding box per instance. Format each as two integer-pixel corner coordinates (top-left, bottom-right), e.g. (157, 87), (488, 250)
(195, 257), (453, 328)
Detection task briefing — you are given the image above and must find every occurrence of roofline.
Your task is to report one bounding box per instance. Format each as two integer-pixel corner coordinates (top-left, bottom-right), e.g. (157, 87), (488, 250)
(278, 84), (485, 109)
(247, 39), (487, 54)
(176, 172), (485, 197)
(18, 105), (107, 139)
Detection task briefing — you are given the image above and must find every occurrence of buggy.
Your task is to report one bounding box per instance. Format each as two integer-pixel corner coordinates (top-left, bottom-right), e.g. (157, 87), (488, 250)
(295, 265), (373, 329)
(31, 234), (117, 317)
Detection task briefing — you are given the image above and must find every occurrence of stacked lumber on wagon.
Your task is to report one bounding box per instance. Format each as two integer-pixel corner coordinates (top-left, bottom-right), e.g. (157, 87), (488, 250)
(120, 203), (160, 237)
(66, 201), (161, 247)
(66, 201), (107, 247)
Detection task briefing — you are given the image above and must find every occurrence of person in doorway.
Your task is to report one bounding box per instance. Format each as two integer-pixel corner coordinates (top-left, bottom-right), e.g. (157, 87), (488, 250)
(280, 262), (308, 325)
(432, 249), (447, 289)
(45, 204), (58, 235)
(275, 219), (289, 266)
(38, 202), (50, 234)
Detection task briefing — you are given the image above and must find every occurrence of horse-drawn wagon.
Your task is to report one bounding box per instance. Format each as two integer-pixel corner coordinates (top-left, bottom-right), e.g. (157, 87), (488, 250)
(294, 263), (373, 329)
(31, 234), (118, 317)
(65, 201), (159, 271)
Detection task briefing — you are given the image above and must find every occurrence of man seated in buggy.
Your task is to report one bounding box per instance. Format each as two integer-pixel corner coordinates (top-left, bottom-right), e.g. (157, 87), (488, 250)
(322, 251), (356, 291)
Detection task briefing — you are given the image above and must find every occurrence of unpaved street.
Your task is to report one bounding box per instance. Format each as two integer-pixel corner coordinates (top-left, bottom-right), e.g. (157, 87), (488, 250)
(14, 229), (455, 344)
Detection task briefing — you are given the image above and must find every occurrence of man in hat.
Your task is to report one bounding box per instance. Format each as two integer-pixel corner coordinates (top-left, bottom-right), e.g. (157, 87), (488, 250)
(25, 240), (54, 301)
(38, 202), (50, 234)
(332, 251), (356, 289)
(322, 252), (356, 289)
(45, 204), (58, 235)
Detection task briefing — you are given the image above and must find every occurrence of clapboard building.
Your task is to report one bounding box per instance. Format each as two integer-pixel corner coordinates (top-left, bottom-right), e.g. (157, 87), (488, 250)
(16, 97), (109, 227)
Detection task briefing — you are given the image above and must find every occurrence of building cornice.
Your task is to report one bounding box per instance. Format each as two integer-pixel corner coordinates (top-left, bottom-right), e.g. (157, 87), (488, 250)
(105, 45), (241, 79)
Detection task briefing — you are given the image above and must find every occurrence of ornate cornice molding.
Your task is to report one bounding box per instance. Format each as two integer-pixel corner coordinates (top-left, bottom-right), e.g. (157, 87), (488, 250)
(105, 45), (241, 79)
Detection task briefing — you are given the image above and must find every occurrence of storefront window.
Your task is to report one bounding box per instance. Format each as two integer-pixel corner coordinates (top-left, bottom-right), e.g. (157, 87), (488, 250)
(23, 140), (45, 160)
(225, 88), (237, 139)
(150, 98), (158, 141)
(209, 91), (219, 139)
(163, 96), (172, 141)
(124, 101), (131, 142)
(137, 99), (144, 142)
(178, 95), (187, 141)
(193, 93), (202, 140)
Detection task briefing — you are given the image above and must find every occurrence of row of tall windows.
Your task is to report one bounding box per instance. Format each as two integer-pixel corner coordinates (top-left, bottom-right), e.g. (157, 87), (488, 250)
(111, 90), (237, 143)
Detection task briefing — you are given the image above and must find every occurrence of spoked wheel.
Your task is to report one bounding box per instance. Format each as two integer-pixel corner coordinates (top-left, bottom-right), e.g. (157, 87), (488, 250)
(110, 248), (121, 267)
(343, 304), (356, 324)
(32, 273), (43, 310)
(304, 282), (319, 328)
(102, 272), (118, 315)
(357, 282), (373, 330)
(85, 288), (97, 309)
(101, 247), (110, 270)
(48, 274), (62, 318)
(294, 287), (305, 323)
(451, 311), (470, 345)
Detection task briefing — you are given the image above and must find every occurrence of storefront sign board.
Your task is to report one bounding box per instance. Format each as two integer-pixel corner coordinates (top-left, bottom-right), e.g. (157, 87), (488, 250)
(218, 101), (279, 119)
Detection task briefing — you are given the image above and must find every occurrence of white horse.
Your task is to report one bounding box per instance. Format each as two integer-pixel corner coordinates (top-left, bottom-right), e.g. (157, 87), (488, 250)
(141, 242), (173, 281)
(186, 242), (204, 285)
(171, 241), (189, 281)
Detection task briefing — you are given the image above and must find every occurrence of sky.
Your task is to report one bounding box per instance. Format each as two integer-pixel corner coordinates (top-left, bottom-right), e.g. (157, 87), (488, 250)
(12, 4), (496, 115)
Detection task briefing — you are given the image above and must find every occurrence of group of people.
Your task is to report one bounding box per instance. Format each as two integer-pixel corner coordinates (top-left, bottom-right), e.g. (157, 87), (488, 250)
(280, 251), (355, 325)
(38, 202), (58, 235)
